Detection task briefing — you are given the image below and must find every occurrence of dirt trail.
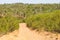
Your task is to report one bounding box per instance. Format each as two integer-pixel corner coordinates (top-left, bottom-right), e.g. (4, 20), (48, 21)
(0, 23), (60, 40)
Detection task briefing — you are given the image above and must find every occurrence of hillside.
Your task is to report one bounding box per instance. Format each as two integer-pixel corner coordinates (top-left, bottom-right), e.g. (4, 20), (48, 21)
(0, 3), (60, 35)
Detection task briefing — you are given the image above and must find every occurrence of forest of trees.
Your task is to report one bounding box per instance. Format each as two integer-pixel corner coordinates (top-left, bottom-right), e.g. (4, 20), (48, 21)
(0, 3), (60, 35)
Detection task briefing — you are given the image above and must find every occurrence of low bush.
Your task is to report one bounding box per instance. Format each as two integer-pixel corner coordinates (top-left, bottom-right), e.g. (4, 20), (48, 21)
(25, 10), (60, 33)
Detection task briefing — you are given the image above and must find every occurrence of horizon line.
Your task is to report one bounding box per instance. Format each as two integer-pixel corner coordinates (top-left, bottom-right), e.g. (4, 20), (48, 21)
(0, 2), (60, 4)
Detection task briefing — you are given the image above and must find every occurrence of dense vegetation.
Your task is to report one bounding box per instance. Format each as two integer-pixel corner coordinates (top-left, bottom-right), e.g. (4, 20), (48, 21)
(26, 10), (60, 33)
(0, 3), (60, 35)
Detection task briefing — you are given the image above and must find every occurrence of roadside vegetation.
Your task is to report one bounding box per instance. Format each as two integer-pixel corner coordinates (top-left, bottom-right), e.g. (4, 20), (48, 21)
(26, 10), (60, 33)
(0, 3), (60, 35)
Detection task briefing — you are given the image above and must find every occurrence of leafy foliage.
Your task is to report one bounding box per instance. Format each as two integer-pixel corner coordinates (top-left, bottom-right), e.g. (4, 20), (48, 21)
(0, 3), (60, 35)
(25, 10), (60, 33)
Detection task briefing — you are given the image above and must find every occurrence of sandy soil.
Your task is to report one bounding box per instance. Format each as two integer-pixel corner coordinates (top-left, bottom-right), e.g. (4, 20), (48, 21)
(0, 30), (18, 40)
(0, 23), (60, 40)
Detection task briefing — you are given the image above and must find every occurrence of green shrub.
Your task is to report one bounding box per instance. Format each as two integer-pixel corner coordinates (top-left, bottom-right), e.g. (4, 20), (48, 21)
(25, 10), (60, 33)
(0, 15), (20, 34)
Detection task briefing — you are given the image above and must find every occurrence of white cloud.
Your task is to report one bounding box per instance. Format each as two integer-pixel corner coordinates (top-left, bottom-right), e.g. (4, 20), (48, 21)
(0, 0), (19, 4)
(20, 0), (60, 4)
(0, 0), (60, 4)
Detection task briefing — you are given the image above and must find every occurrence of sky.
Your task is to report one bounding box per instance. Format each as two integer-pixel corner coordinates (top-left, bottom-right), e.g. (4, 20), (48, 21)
(0, 0), (60, 4)
(0, 0), (19, 4)
(20, 0), (60, 4)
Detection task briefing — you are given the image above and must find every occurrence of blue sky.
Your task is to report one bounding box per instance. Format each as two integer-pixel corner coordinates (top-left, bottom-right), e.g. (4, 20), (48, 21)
(0, 0), (60, 4)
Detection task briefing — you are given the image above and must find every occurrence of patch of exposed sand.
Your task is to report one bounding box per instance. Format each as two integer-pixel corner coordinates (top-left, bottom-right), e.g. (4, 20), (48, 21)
(0, 23), (60, 40)
(0, 30), (18, 40)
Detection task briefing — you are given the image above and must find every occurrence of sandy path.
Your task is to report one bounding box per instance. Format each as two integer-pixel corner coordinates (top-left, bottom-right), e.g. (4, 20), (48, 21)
(0, 23), (60, 40)
(18, 23), (60, 40)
